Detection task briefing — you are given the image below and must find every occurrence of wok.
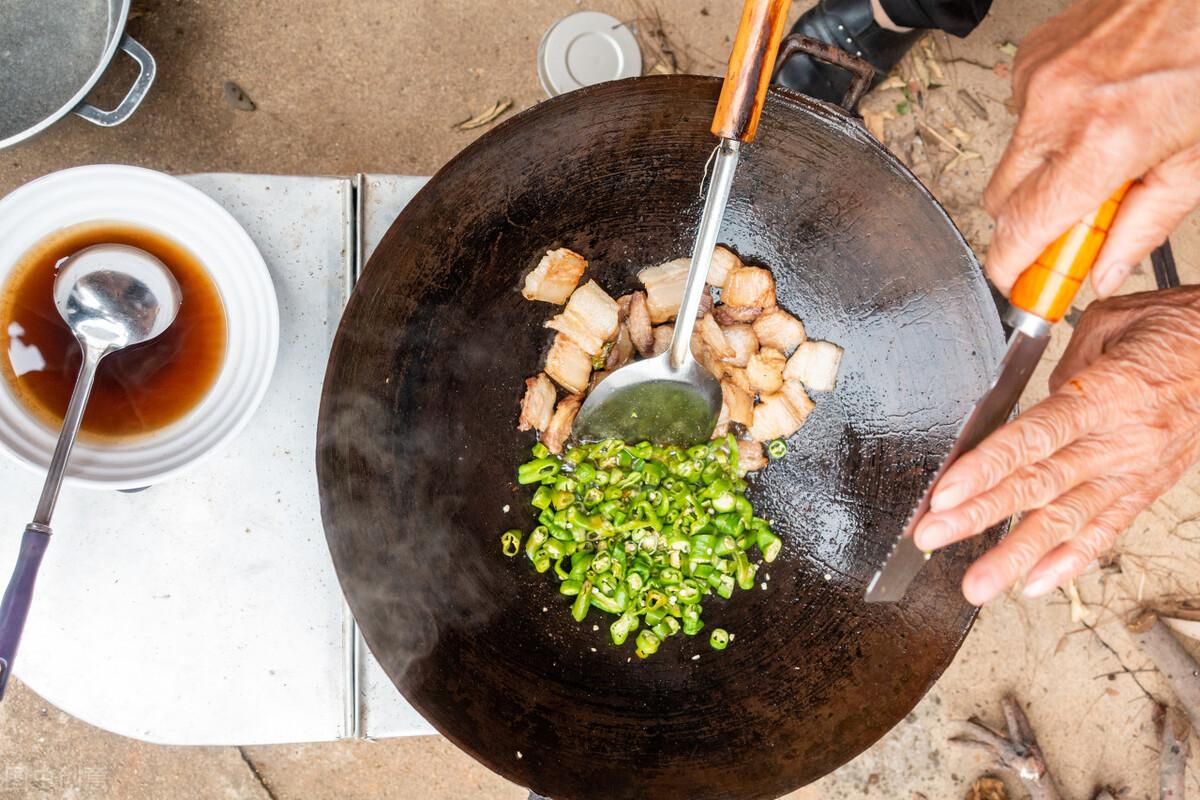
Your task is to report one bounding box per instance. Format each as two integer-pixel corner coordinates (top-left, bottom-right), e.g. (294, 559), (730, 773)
(317, 74), (1006, 799)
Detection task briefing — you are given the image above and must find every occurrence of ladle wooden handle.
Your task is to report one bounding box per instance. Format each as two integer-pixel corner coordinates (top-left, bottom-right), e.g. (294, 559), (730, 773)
(1009, 182), (1132, 323)
(712, 0), (792, 142)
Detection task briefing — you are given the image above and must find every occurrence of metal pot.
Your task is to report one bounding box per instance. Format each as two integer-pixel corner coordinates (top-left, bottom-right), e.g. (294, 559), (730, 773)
(0, 0), (156, 150)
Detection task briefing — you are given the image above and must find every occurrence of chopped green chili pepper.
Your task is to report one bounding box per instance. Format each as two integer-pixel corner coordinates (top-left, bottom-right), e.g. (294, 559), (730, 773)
(553, 558), (570, 581)
(611, 612), (638, 645)
(524, 527), (548, 558)
(504, 437), (780, 657)
(734, 551), (757, 591)
(635, 629), (661, 658)
(644, 606), (667, 627)
(710, 628), (729, 650)
(571, 582), (592, 622)
(591, 590), (625, 614)
(501, 530), (522, 557)
(757, 531), (782, 562)
(531, 486), (554, 510)
(658, 567), (682, 585)
(676, 580), (702, 605)
(518, 457), (560, 485)
(767, 439), (788, 458)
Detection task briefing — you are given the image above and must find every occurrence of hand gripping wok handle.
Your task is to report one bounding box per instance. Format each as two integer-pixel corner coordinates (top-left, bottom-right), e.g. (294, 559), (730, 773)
(0, 525), (51, 700)
(1008, 182), (1133, 327)
(711, 0), (792, 142)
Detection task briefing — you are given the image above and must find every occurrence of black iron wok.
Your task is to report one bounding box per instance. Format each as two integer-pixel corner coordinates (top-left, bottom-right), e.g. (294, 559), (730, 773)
(316, 75), (1006, 799)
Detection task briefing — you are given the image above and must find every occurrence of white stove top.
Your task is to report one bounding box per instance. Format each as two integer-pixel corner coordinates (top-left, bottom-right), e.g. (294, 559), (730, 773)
(0, 173), (435, 745)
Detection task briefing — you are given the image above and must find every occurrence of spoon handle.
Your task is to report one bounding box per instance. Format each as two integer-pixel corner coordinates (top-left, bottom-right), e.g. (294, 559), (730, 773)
(670, 0), (791, 370)
(0, 524), (51, 699)
(669, 140), (741, 369)
(35, 347), (102, 525)
(0, 347), (101, 700)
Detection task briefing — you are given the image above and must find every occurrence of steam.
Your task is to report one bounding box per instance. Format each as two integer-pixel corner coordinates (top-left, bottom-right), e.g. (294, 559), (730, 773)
(319, 386), (502, 687)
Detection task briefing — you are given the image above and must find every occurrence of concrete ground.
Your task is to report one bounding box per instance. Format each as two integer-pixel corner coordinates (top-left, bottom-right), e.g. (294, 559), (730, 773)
(2, 0), (1199, 798)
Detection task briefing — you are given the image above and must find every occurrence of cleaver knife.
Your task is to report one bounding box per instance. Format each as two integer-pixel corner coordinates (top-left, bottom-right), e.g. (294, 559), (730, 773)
(865, 182), (1132, 603)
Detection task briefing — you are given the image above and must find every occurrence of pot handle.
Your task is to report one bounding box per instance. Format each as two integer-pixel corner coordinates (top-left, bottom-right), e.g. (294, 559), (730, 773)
(771, 34), (875, 112)
(73, 35), (157, 128)
(711, 0), (792, 143)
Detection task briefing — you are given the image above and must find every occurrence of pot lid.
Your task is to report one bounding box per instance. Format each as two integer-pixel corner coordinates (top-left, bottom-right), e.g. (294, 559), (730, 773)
(536, 11), (643, 97)
(0, 0), (121, 143)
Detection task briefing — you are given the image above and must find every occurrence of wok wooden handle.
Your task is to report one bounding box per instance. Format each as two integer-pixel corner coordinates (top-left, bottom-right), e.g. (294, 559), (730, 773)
(712, 0), (792, 142)
(1009, 182), (1133, 323)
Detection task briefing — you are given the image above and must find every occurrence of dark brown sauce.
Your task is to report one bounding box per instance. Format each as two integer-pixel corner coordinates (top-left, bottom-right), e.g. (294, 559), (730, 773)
(0, 221), (228, 440)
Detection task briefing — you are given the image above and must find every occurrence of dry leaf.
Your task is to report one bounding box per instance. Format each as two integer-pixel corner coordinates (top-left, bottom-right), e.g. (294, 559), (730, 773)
(944, 149), (982, 172)
(914, 56), (931, 88)
(877, 75), (906, 91)
(456, 97), (514, 130)
(862, 110), (895, 141)
(1067, 579), (1089, 623)
(928, 57), (946, 82)
(966, 776), (1008, 800)
(997, 40), (1019, 57)
(948, 125), (972, 143)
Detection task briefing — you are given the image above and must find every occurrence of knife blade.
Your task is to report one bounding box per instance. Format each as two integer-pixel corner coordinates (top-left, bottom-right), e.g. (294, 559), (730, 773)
(865, 182), (1134, 603)
(863, 329), (1046, 602)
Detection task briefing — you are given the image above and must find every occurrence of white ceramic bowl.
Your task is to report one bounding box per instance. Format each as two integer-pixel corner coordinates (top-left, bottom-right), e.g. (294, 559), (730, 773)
(0, 165), (279, 489)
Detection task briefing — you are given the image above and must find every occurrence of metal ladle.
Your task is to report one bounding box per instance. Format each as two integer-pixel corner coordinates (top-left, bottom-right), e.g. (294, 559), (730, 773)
(0, 244), (181, 699)
(571, 142), (736, 444)
(572, 0), (791, 445)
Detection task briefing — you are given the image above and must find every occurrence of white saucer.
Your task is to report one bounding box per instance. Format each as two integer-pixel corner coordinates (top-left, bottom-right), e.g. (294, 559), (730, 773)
(0, 165), (279, 489)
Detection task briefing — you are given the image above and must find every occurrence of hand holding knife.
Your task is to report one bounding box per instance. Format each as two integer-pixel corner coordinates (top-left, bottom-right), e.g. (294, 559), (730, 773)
(865, 181), (1133, 603)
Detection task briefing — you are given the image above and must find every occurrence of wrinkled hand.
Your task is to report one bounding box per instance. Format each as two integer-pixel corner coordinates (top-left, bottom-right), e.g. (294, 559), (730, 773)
(913, 288), (1200, 605)
(984, 0), (1200, 298)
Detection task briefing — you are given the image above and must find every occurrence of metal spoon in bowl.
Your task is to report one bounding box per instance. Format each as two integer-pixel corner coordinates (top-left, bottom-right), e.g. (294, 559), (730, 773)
(572, 0), (791, 446)
(0, 244), (181, 699)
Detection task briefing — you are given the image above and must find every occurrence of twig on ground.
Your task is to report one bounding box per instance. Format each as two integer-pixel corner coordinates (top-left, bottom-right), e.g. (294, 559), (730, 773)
(951, 695), (1063, 800)
(1067, 591), (1159, 704)
(918, 120), (964, 155)
(1154, 703), (1191, 800)
(1127, 609), (1200, 733)
(455, 98), (513, 130)
(940, 56), (998, 71)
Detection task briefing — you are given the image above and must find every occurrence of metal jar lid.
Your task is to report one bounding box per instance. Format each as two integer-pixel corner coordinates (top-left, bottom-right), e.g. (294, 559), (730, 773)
(537, 11), (643, 97)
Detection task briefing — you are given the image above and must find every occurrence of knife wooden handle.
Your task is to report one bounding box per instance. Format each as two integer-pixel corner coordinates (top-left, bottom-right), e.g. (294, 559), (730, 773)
(1009, 182), (1133, 323)
(712, 0), (792, 142)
